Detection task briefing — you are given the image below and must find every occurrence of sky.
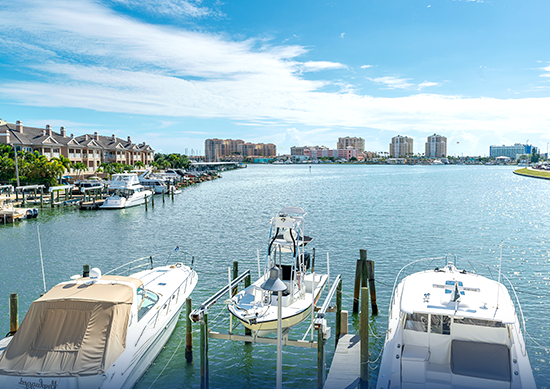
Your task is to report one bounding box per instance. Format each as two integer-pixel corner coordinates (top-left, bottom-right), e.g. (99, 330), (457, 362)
(1, 0), (550, 156)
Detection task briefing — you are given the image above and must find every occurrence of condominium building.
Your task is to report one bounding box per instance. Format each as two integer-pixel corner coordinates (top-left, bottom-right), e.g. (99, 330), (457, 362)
(0, 120), (154, 171)
(205, 138), (276, 161)
(389, 135), (414, 157)
(425, 134), (447, 158)
(337, 137), (365, 153)
(489, 144), (539, 159)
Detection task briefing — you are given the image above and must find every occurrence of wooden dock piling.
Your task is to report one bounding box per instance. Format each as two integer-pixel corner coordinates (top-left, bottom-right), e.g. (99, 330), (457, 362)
(360, 287), (369, 388)
(244, 273), (252, 339)
(317, 326), (326, 389)
(83, 264), (90, 278)
(145, 196), (148, 212)
(200, 313), (209, 389)
(9, 293), (18, 336)
(151, 193), (154, 208)
(232, 261), (239, 296)
(353, 249), (367, 313)
(366, 260), (378, 315)
(185, 297), (193, 363)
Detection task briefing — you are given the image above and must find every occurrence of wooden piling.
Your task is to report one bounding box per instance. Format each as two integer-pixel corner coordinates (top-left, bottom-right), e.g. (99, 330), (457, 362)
(50, 191), (54, 208)
(83, 264), (90, 278)
(200, 313), (209, 389)
(162, 189), (165, 203)
(317, 326), (326, 389)
(9, 293), (18, 336)
(335, 278), (342, 348)
(366, 260), (378, 315)
(145, 196), (148, 212)
(40, 189), (43, 208)
(312, 248), (316, 273)
(232, 261), (238, 296)
(244, 273), (252, 339)
(185, 297), (193, 363)
(151, 193), (155, 208)
(360, 287), (369, 388)
(171, 187), (175, 201)
(353, 250), (367, 313)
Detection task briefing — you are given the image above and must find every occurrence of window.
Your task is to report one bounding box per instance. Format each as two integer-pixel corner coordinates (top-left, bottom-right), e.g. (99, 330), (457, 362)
(454, 318), (504, 328)
(431, 315), (451, 335)
(404, 313), (428, 332)
(137, 289), (159, 321)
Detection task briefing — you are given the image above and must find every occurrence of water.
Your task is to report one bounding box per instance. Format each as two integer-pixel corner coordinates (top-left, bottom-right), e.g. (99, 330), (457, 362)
(1, 164), (549, 388)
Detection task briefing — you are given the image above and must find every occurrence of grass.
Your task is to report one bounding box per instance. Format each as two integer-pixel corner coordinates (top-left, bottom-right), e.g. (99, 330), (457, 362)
(513, 168), (550, 179)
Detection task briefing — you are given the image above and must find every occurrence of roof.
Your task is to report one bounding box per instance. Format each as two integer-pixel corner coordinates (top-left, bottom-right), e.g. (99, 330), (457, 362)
(398, 268), (517, 324)
(0, 276), (141, 377)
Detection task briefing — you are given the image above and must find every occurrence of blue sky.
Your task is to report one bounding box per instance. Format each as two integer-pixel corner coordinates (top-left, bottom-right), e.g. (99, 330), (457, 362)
(1, 0), (549, 156)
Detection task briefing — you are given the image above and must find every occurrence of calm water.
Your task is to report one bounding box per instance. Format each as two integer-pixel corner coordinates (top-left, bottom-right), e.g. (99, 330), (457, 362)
(1, 164), (549, 388)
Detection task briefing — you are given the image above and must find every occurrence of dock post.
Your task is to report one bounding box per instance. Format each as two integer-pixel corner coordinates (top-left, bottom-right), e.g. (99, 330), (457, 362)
(162, 189), (165, 203)
(21, 190), (25, 207)
(353, 250), (366, 313)
(145, 196), (148, 212)
(151, 193), (154, 208)
(200, 313), (209, 389)
(171, 186), (175, 201)
(244, 273), (252, 340)
(185, 297), (193, 363)
(83, 264), (90, 278)
(336, 278), (342, 348)
(232, 261), (238, 296)
(360, 287), (369, 388)
(366, 260), (378, 315)
(9, 293), (18, 336)
(40, 189), (43, 208)
(317, 326), (325, 389)
(312, 248), (316, 273)
(50, 191), (54, 208)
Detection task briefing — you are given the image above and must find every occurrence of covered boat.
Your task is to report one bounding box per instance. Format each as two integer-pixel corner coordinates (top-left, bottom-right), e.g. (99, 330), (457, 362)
(0, 260), (198, 389)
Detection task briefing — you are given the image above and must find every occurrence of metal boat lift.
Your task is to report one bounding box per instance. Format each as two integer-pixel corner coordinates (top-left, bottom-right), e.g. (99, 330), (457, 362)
(190, 267), (343, 389)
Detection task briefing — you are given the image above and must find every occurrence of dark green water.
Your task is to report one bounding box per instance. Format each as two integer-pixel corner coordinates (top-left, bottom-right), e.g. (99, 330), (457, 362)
(1, 165), (549, 388)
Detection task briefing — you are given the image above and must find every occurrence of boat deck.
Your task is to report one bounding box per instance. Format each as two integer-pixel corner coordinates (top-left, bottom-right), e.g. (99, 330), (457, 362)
(324, 334), (360, 389)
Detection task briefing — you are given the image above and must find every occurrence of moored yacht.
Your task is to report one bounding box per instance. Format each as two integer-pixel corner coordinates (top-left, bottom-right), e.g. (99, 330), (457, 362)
(100, 173), (152, 209)
(228, 207), (328, 336)
(377, 256), (536, 389)
(0, 258), (198, 389)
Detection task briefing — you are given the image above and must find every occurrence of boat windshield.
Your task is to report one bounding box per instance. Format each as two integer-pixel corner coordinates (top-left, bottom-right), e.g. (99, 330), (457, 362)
(138, 290), (159, 321)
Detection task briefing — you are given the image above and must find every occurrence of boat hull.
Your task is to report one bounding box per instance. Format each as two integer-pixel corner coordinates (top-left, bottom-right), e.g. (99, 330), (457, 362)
(100, 191), (152, 209)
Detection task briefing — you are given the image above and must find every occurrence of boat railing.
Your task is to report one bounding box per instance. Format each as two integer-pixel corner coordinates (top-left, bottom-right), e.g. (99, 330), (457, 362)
(106, 250), (196, 276)
(134, 268), (196, 347)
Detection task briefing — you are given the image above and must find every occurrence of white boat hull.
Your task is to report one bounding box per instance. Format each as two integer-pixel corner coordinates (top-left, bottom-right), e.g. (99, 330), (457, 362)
(100, 190), (152, 209)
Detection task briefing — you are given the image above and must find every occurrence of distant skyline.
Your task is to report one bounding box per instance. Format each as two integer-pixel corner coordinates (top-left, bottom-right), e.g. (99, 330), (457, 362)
(1, 0), (550, 156)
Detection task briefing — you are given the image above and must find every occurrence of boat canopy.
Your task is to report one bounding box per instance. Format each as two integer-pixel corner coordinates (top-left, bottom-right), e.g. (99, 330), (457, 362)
(0, 276), (142, 377)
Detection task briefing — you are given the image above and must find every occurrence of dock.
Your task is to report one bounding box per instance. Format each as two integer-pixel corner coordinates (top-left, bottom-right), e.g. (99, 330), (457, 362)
(324, 334), (361, 389)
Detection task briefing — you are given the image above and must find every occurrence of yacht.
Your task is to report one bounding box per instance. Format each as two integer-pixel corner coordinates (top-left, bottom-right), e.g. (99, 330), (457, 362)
(75, 176), (105, 193)
(228, 207), (328, 336)
(100, 173), (152, 209)
(376, 255), (536, 389)
(0, 259), (198, 389)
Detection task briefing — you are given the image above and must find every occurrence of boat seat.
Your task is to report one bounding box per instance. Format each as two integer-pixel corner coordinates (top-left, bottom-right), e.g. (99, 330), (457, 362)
(402, 345), (430, 383)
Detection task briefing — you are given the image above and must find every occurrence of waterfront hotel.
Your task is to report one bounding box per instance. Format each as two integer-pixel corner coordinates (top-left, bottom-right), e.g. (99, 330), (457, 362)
(0, 119), (154, 171)
(425, 134), (447, 158)
(204, 138), (276, 161)
(389, 135), (414, 157)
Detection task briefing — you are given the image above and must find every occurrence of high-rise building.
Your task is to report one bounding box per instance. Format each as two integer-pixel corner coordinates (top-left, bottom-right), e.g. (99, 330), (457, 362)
(205, 139), (276, 161)
(425, 134), (447, 158)
(489, 144), (539, 159)
(389, 135), (413, 157)
(337, 137), (365, 153)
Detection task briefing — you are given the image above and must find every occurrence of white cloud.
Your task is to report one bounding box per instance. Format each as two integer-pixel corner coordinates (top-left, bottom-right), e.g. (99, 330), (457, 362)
(301, 61), (347, 72)
(340, 33), (345, 38)
(361, 65), (373, 69)
(418, 81), (440, 89)
(367, 76), (414, 89)
(108, 0), (215, 18)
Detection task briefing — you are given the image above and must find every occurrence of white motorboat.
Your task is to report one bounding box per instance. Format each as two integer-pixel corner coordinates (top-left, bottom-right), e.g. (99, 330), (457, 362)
(0, 257), (198, 389)
(75, 176), (105, 193)
(139, 177), (168, 194)
(377, 255), (536, 389)
(100, 173), (152, 209)
(228, 207), (328, 336)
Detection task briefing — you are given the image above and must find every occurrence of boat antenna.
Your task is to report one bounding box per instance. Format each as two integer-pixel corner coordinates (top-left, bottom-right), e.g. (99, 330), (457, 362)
(37, 225), (47, 293)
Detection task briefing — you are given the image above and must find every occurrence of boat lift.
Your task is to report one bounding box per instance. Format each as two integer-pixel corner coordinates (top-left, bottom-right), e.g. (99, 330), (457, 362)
(190, 264), (343, 389)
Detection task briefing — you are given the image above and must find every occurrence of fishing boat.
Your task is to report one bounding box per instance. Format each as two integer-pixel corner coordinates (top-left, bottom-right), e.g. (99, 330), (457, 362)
(100, 173), (152, 209)
(376, 255), (536, 389)
(228, 207), (328, 336)
(0, 256), (198, 389)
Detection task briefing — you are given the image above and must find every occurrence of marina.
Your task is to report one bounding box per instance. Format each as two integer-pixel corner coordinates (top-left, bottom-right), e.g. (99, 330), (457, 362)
(0, 164), (549, 388)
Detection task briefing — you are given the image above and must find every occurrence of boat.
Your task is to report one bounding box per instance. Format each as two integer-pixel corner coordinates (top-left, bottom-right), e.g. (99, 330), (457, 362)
(100, 173), (153, 209)
(228, 207), (328, 336)
(75, 176), (105, 193)
(376, 255), (536, 389)
(0, 256), (198, 389)
(139, 177), (168, 194)
(0, 203), (25, 223)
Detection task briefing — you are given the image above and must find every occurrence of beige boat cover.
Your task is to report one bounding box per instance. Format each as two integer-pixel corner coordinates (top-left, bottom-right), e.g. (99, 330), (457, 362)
(0, 276), (142, 377)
